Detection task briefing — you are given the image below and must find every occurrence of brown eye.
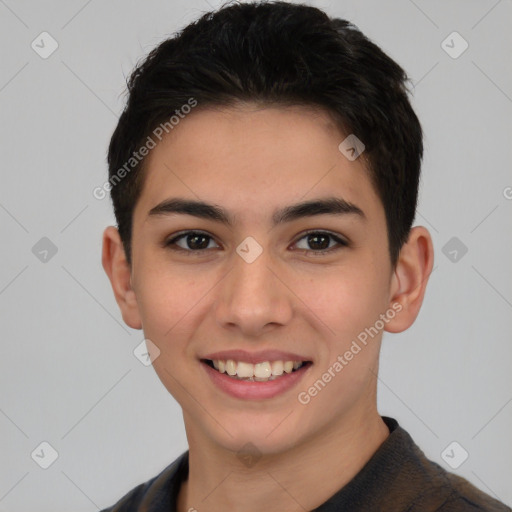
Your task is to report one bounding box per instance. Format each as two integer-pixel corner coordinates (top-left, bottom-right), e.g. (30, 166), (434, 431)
(165, 231), (219, 252)
(293, 231), (348, 253)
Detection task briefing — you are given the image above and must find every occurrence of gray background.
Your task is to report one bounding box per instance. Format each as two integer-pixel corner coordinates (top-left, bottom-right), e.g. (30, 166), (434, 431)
(1, 0), (511, 510)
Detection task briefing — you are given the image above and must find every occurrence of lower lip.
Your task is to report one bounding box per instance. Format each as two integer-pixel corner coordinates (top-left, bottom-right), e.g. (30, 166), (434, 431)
(201, 361), (311, 400)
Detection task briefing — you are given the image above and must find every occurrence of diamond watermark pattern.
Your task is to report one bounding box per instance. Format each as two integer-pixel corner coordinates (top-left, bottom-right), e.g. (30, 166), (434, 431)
(442, 236), (468, 263)
(338, 134), (365, 161)
(236, 236), (263, 263)
(133, 338), (161, 366)
(31, 32), (59, 59)
(237, 442), (262, 468)
(441, 441), (469, 469)
(441, 31), (468, 59)
(31, 441), (59, 469)
(32, 237), (58, 263)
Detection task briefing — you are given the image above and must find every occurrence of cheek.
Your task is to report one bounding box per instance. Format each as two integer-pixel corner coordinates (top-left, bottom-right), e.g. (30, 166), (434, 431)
(135, 270), (204, 401)
(296, 267), (387, 414)
(301, 263), (390, 342)
(134, 266), (201, 352)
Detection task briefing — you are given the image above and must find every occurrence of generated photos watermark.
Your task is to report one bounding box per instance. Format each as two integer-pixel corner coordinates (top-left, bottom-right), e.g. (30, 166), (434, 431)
(93, 97), (198, 200)
(297, 302), (403, 405)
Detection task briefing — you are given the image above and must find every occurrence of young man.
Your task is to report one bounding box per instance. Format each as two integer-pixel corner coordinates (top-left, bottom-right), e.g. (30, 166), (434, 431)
(100, 2), (510, 511)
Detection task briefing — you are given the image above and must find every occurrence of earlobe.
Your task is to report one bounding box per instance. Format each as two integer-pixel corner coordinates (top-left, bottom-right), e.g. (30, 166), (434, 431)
(101, 226), (142, 330)
(384, 226), (434, 333)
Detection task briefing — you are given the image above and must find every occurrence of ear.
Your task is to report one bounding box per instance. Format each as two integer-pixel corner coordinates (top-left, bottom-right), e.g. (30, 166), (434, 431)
(384, 226), (434, 333)
(101, 226), (142, 330)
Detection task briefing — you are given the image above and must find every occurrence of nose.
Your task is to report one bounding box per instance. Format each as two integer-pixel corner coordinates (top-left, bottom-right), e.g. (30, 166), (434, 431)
(213, 246), (294, 337)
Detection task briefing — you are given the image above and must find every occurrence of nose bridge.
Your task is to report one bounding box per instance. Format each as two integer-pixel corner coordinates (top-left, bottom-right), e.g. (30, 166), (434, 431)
(214, 244), (294, 333)
(232, 248), (274, 299)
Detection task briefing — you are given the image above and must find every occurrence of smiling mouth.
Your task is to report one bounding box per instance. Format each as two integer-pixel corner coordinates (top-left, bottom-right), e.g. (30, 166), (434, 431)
(201, 358), (312, 382)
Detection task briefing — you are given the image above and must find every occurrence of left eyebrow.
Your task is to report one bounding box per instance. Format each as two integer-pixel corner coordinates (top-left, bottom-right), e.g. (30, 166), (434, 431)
(147, 196), (366, 227)
(273, 197), (365, 225)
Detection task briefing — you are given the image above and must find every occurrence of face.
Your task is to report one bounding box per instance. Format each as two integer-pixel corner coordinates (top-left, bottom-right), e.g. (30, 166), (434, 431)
(119, 104), (402, 455)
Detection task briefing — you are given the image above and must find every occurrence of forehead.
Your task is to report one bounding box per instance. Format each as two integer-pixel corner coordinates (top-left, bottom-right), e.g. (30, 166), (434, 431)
(134, 104), (382, 225)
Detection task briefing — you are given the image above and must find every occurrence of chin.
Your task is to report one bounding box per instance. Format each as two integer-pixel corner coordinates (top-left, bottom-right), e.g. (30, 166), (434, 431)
(207, 413), (305, 457)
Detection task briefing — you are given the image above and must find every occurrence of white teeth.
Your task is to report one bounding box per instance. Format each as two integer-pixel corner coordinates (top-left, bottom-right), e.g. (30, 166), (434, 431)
(236, 361), (254, 378)
(254, 362), (272, 378)
(226, 359), (237, 376)
(210, 359), (305, 380)
(271, 360), (284, 376)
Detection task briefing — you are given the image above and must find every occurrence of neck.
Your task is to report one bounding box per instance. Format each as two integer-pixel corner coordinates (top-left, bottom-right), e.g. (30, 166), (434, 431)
(177, 408), (390, 512)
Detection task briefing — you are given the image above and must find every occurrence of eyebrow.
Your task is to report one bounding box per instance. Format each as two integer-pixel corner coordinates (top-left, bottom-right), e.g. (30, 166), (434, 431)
(147, 196), (365, 227)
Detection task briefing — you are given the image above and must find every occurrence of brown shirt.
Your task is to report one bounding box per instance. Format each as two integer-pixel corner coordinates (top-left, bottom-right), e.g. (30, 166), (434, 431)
(100, 416), (511, 511)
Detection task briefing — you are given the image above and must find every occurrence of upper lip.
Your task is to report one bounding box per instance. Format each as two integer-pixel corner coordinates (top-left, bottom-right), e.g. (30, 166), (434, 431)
(201, 349), (312, 365)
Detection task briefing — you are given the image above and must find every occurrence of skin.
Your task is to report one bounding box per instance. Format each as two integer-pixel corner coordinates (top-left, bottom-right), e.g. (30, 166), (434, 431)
(102, 103), (434, 512)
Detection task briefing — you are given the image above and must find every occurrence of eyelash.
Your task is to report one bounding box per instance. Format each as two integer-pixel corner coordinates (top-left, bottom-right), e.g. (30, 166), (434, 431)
(164, 230), (348, 256)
